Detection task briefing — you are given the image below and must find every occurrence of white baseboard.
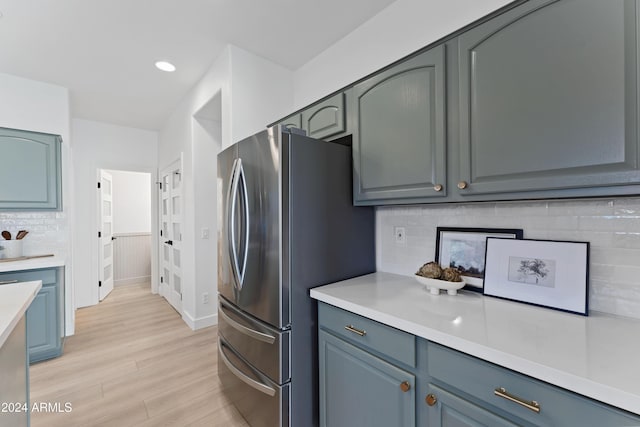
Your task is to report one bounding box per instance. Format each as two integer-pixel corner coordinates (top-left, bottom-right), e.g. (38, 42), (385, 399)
(115, 276), (151, 286)
(182, 311), (218, 331)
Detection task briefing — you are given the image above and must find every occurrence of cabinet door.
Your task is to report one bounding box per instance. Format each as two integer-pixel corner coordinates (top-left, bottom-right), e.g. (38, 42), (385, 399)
(352, 46), (447, 205)
(0, 127), (62, 210)
(457, 0), (639, 198)
(301, 92), (347, 140)
(426, 384), (520, 427)
(278, 113), (302, 131)
(0, 268), (64, 363)
(26, 284), (60, 363)
(319, 330), (415, 427)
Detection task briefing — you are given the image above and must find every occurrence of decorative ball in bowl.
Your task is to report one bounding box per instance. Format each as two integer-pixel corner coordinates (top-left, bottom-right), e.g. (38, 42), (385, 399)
(414, 275), (465, 295)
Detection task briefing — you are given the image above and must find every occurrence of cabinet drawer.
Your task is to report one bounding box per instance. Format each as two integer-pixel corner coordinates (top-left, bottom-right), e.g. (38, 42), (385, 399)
(427, 342), (640, 426)
(318, 302), (415, 368)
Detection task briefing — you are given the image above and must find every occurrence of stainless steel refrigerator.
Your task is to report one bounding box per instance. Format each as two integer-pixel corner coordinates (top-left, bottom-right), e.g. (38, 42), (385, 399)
(217, 126), (375, 427)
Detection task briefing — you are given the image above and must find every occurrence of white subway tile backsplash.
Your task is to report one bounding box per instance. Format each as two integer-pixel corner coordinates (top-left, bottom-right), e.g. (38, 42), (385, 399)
(377, 197), (640, 320)
(0, 212), (67, 258)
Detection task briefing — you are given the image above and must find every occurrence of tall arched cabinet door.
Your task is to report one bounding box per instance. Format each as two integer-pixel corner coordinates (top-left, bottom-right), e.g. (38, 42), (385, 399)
(351, 45), (447, 205)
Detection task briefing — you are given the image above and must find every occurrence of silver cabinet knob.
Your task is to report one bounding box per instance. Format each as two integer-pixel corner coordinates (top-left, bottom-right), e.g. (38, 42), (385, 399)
(433, 184), (443, 192)
(457, 181), (468, 190)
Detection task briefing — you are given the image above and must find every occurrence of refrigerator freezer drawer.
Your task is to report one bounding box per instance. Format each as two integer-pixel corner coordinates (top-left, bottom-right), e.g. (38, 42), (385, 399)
(218, 337), (290, 427)
(219, 297), (290, 384)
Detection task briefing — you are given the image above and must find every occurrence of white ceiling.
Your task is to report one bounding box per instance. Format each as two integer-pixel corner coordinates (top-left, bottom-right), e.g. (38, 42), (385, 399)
(0, 0), (396, 130)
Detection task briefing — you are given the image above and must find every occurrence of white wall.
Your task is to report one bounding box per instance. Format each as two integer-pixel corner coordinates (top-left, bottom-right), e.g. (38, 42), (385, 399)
(0, 72), (75, 336)
(107, 170), (151, 234)
(192, 112), (220, 325)
(293, 0), (512, 109)
(229, 47), (294, 143)
(158, 44), (294, 329)
(72, 119), (158, 308)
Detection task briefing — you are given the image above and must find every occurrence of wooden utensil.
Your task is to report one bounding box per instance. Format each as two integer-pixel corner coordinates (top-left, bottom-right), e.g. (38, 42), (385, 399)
(1, 231), (11, 240)
(16, 230), (28, 240)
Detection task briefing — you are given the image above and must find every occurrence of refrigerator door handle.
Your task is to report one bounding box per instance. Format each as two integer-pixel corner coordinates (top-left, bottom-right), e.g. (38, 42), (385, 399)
(219, 301), (276, 344)
(228, 158), (242, 289)
(237, 159), (250, 289)
(218, 340), (277, 397)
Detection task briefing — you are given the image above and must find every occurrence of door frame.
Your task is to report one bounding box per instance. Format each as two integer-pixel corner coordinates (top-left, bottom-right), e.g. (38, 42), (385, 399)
(93, 167), (159, 305)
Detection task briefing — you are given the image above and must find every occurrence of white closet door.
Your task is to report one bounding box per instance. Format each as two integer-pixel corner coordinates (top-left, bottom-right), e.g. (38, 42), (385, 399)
(99, 170), (114, 301)
(160, 160), (183, 314)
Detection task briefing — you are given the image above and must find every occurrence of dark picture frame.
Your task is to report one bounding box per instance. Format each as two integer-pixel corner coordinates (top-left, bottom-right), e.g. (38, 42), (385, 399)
(483, 238), (589, 316)
(435, 227), (523, 292)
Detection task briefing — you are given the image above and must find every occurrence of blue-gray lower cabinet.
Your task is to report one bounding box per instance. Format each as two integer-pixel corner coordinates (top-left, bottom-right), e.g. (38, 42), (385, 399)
(426, 384), (518, 427)
(319, 303), (640, 426)
(0, 267), (64, 364)
(319, 330), (416, 427)
(0, 127), (62, 210)
(426, 342), (640, 427)
(318, 302), (417, 427)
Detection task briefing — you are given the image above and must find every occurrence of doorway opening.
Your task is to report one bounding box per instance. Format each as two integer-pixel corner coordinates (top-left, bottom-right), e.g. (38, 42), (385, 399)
(98, 169), (153, 301)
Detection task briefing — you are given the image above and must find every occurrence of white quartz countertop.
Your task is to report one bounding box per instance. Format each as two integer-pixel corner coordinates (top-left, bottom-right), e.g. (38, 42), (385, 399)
(310, 272), (640, 415)
(0, 280), (42, 348)
(0, 256), (65, 273)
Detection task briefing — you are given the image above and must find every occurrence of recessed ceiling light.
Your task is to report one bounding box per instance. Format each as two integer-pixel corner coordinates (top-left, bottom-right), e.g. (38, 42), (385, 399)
(155, 61), (176, 72)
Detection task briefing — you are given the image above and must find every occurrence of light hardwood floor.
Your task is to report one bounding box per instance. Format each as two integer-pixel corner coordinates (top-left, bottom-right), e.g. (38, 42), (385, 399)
(30, 282), (249, 427)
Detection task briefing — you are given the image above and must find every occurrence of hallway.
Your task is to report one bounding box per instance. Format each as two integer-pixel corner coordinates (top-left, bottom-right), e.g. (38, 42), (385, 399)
(29, 283), (248, 426)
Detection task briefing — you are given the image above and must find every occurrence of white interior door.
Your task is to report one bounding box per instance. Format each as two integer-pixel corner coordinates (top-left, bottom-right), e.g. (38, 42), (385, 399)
(160, 160), (183, 313)
(99, 170), (114, 301)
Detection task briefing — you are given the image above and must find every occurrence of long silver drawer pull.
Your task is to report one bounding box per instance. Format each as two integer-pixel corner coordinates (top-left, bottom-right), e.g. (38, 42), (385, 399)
(0, 280), (18, 285)
(218, 341), (276, 397)
(344, 324), (366, 337)
(219, 303), (276, 344)
(494, 387), (541, 414)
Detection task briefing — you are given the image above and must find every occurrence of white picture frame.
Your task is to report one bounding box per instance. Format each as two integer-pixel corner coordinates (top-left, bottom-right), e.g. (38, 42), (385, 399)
(483, 238), (589, 316)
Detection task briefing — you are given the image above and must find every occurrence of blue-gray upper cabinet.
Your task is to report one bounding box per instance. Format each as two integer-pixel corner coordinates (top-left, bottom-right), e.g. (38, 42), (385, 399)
(456, 0), (640, 199)
(0, 267), (64, 364)
(0, 127), (62, 210)
(278, 113), (302, 131)
(301, 92), (347, 141)
(352, 46), (447, 205)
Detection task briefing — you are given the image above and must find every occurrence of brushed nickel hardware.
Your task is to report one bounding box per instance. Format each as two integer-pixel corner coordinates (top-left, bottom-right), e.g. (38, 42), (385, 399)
(425, 393), (437, 406)
(433, 184), (443, 192)
(494, 387), (540, 413)
(400, 381), (411, 392)
(344, 325), (366, 336)
(457, 181), (468, 190)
